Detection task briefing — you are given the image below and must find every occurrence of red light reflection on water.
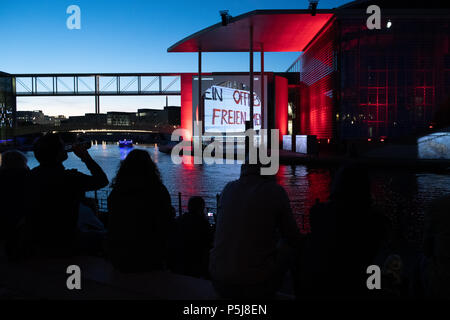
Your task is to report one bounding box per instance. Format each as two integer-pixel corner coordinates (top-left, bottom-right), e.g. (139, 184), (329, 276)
(277, 166), (331, 234)
(181, 156), (195, 168)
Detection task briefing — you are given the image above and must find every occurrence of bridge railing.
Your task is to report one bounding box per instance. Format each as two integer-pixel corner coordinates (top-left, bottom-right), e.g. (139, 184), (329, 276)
(91, 188), (219, 224)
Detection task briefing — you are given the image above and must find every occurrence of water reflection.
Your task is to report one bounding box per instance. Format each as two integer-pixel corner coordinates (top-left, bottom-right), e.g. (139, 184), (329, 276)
(119, 147), (133, 160)
(276, 165), (332, 233)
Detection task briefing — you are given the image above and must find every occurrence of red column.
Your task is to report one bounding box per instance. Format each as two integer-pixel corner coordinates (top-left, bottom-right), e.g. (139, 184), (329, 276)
(275, 76), (288, 144)
(180, 73), (193, 141)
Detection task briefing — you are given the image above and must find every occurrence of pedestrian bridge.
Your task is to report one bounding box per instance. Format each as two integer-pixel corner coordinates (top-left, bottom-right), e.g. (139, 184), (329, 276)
(13, 73), (181, 113)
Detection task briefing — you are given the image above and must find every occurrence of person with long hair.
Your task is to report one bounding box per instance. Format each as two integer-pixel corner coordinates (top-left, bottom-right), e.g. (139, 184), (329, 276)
(107, 149), (174, 273)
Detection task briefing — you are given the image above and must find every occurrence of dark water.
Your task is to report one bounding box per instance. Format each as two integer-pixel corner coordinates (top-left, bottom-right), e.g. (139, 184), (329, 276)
(24, 144), (450, 242)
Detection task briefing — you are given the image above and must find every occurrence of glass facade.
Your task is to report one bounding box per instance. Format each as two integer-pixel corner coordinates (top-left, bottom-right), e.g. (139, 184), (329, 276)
(339, 15), (450, 139)
(0, 73), (15, 142)
(297, 22), (337, 140)
(288, 10), (450, 140)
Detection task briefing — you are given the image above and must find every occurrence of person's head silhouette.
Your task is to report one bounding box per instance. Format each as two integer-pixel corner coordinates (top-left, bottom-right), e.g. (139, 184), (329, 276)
(113, 149), (161, 189)
(0, 150), (28, 169)
(330, 163), (371, 208)
(33, 133), (68, 166)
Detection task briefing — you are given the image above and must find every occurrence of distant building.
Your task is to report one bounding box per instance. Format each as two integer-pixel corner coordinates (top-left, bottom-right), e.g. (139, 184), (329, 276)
(85, 113), (107, 125)
(64, 113), (106, 126)
(14, 106), (180, 129)
(63, 115), (84, 125)
(54, 115), (67, 127)
(137, 108), (165, 126)
(16, 110), (58, 126)
(0, 72), (15, 142)
(164, 106), (181, 126)
(137, 106), (180, 127)
(137, 108), (166, 127)
(17, 110), (43, 124)
(81, 113), (107, 125)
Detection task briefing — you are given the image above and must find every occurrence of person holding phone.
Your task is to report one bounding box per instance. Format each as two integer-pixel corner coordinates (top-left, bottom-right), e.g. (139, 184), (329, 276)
(21, 133), (109, 258)
(178, 196), (214, 278)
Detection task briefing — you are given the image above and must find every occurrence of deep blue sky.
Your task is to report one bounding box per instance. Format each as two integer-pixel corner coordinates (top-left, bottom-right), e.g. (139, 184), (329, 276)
(0, 0), (346, 115)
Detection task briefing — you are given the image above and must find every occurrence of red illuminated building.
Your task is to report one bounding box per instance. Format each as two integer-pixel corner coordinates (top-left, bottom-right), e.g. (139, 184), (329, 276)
(170, 0), (450, 143)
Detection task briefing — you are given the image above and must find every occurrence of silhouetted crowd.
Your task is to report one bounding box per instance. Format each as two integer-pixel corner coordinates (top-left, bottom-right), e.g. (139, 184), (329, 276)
(0, 132), (449, 299)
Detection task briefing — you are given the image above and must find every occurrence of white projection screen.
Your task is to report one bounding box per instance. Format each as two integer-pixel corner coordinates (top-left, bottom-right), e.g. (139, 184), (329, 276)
(192, 75), (268, 134)
(203, 85), (261, 133)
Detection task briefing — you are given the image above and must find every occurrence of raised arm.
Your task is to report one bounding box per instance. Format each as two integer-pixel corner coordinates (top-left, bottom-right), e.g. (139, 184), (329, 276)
(72, 143), (109, 191)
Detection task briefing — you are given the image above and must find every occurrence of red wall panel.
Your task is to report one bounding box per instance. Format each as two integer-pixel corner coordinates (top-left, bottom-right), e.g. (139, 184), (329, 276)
(298, 23), (336, 139)
(180, 73), (194, 141)
(275, 76), (288, 142)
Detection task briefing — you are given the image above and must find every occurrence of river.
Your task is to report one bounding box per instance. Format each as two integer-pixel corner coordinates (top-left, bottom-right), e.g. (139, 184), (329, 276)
(23, 143), (450, 242)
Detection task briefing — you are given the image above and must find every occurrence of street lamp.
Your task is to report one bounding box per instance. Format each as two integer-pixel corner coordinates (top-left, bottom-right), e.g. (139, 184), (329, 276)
(220, 10), (231, 26)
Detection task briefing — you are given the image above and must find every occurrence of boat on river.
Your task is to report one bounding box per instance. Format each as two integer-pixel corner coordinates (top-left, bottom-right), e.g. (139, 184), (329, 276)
(119, 139), (133, 148)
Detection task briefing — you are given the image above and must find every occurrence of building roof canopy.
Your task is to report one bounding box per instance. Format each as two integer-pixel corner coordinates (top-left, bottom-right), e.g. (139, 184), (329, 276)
(168, 10), (334, 53)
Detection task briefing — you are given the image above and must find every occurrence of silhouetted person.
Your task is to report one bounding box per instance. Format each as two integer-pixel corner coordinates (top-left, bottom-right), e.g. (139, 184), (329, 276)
(179, 196), (213, 278)
(0, 150), (29, 245)
(299, 163), (386, 298)
(210, 163), (303, 299)
(27, 133), (108, 257)
(107, 149), (174, 273)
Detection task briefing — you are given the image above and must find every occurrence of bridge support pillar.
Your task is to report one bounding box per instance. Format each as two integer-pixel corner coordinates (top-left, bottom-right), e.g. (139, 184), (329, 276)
(95, 75), (100, 114)
(95, 95), (100, 114)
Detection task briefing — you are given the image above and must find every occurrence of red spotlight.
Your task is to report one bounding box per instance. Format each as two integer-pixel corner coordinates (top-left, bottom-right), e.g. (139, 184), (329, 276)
(368, 138), (372, 142)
